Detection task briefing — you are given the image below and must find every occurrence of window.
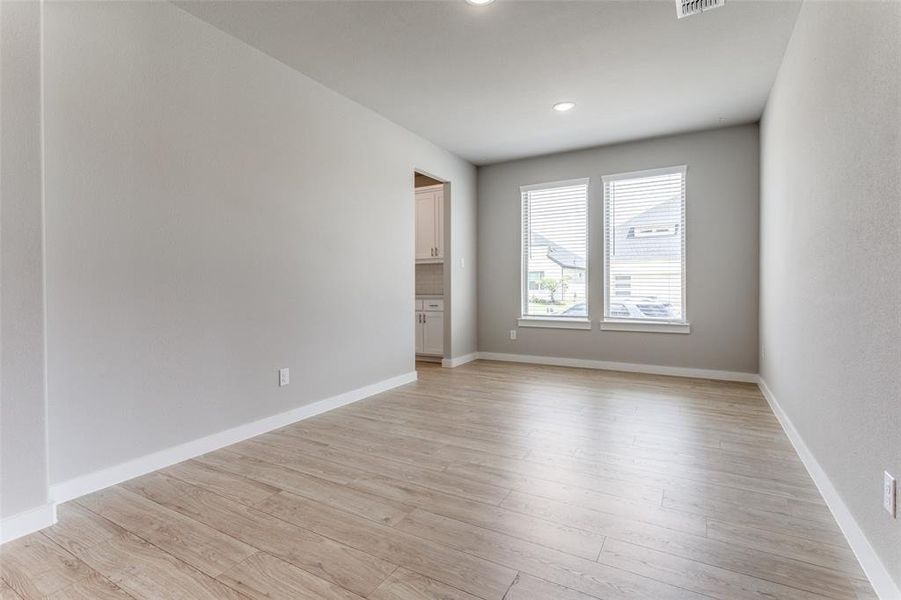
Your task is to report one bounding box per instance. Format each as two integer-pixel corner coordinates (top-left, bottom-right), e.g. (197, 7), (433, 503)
(602, 166), (686, 327)
(521, 179), (589, 324)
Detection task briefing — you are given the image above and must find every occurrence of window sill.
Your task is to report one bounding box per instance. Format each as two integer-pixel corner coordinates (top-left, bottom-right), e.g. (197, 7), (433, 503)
(600, 320), (691, 334)
(518, 318), (592, 330)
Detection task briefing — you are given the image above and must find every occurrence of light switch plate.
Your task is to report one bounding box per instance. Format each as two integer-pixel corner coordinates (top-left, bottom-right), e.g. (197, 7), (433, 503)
(279, 368), (290, 387)
(885, 471), (896, 517)
(509, 329), (517, 340)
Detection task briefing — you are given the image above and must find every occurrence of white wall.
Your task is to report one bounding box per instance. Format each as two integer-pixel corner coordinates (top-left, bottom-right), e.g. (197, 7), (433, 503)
(477, 125), (760, 374)
(759, 1), (901, 592)
(0, 0), (51, 529)
(42, 0), (476, 488)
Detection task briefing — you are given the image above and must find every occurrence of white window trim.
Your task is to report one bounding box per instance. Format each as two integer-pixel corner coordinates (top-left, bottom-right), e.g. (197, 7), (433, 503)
(520, 177), (590, 322)
(520, 177), (590, 193)
(601, 165), (689, 330)
(518, 317), (592, 330)
(599, 320), (690, 334)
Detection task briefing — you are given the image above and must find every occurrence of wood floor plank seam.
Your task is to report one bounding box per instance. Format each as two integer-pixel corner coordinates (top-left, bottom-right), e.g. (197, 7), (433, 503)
(594, 536), (606, 562)
(499, 572), (520, 600)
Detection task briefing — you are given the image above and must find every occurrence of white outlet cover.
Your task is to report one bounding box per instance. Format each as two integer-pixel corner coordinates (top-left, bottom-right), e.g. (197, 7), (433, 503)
(885, 471), (896, 517)
(279, 368), (290, 387)
(509, 329), (517, 340)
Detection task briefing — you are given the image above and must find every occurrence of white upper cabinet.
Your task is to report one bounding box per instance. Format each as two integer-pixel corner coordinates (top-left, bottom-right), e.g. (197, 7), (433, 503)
(415, 185), (444, 262)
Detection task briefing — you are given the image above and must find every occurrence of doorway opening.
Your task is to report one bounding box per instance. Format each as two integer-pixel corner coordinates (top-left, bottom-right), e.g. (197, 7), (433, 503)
(413, 171), (449, 364)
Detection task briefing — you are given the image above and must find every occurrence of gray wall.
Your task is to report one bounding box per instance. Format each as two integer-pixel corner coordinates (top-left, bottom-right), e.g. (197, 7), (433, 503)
(760, 1), (901, 588)
(478, 125), (759, 373)
(0, 0), (50, 521)
(42, 0), (476, 486)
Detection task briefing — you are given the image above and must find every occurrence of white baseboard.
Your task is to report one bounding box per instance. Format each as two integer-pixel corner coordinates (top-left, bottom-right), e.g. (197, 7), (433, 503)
(442, 352), (479, 368)
(476, 352), (758, 383)
(50, 371), (417, 505)
(757, 377), (899, 599)
(0, 502), (57, 545)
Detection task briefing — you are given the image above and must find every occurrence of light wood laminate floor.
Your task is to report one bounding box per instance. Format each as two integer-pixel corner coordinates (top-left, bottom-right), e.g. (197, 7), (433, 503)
(1, 361), (876, 599)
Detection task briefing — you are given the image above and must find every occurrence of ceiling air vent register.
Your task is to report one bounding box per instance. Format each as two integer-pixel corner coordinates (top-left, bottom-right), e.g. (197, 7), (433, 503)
(676, 0), (725, 19)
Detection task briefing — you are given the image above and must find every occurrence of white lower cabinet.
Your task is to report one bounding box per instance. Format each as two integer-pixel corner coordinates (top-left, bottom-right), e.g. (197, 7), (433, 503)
(415, 304), (444, 356)
(421, 311), (444, 355)
(414, 312), (424, 354)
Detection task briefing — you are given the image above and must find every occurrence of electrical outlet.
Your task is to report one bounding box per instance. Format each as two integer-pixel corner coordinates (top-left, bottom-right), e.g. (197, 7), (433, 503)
(884, 471), (896, 517)
(278, 368), (290, 387)
(509, 329), (517, 340)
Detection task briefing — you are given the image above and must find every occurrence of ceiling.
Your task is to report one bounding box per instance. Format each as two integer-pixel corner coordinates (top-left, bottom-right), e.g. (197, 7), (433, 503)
(177, 0), (802, 165)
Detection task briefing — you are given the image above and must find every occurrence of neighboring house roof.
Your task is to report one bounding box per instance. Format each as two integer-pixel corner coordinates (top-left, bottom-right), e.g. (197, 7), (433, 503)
(531, 233), (586, 270)
(612, 197), (681, 260)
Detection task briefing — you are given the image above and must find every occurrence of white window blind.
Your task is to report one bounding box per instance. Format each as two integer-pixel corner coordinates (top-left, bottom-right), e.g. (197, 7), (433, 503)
(521, 179), (589, 319)
(603, 166), (686, 323)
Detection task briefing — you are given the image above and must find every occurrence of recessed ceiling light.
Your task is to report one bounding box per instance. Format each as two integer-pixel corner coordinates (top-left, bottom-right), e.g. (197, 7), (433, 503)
(465, 0), (495, 5)
(553, 102), (576, 112)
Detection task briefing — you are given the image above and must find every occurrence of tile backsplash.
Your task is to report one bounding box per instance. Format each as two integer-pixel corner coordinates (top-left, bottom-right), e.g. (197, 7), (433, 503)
(416, 263), (444, 296)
